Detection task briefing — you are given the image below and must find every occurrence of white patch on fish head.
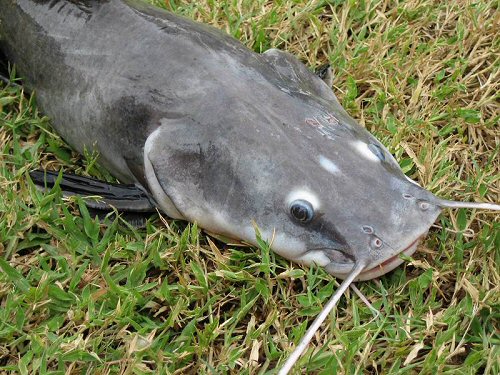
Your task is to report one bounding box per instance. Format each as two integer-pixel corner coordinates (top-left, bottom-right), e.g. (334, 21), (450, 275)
(244, 227), (307, 260)
(207, 211), (308, 259)
(296, 251), (331, 267)
(286, 188), (321, 211)
(318, 155), (340, 174)
(352, 140), (380, 162)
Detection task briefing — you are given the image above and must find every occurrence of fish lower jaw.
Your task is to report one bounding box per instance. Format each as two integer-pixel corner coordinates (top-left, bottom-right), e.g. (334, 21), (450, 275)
(355, 237), (422, 281)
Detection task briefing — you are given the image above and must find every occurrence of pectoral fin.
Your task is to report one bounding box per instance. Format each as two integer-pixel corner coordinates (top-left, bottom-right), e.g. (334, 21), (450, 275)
(29, 169), (157, 227)
(262, 48), (338, 102)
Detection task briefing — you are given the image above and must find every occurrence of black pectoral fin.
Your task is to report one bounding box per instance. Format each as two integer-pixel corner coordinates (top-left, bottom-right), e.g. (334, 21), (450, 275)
(29, 169), (157, 213)
(86, 208), (150, 228)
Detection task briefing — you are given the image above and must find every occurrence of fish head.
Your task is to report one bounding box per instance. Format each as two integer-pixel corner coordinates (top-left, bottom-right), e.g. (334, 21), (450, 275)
(144, 98), (442, 281)
(224, 116), (444, 281)
(143, 50), (496, 280)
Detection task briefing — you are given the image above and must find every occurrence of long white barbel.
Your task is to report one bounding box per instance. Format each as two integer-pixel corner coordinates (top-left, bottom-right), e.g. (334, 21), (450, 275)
(278, 262), (366, 375)
(437, 199), (500, 211)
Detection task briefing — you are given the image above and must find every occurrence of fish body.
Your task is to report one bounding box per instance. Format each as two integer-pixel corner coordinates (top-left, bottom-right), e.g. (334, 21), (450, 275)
(0, 0), (485, 283)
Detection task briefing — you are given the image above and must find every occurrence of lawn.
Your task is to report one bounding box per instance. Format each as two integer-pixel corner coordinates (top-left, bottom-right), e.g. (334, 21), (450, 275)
(0, 0), (499, 374)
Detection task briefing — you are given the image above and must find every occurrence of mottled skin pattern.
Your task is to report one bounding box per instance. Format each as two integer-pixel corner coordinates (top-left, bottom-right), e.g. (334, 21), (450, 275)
(0, 0), (442, 280)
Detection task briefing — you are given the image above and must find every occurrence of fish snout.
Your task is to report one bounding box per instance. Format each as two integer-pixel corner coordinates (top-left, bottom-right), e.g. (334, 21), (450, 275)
(401, 191), (441, 213)
(352, 191), (441, 280)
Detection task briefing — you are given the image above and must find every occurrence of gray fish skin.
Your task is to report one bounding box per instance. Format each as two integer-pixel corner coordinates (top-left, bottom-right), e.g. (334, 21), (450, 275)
(0, 0), (441, 280)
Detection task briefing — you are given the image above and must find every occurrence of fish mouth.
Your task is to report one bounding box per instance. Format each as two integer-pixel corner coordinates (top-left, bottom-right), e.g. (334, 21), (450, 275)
(355, 236), (423, 281)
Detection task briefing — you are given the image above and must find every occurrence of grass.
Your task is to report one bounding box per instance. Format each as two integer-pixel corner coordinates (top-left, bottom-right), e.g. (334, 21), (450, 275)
(0, 0), (499, 374)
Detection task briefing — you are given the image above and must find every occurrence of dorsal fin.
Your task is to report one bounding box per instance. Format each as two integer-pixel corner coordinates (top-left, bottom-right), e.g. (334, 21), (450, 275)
(262, 48), (337, 101)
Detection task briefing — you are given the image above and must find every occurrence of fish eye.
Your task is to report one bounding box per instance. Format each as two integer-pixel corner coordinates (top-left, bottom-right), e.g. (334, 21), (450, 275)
(289, 199), (314, 224)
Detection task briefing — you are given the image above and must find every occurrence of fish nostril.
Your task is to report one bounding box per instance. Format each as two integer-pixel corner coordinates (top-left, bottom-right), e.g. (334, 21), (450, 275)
(362, 225), (374, 234)
(403, 193), (413, 200)
(418, 201), (430, 211)
(370, 237), (383, 249)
